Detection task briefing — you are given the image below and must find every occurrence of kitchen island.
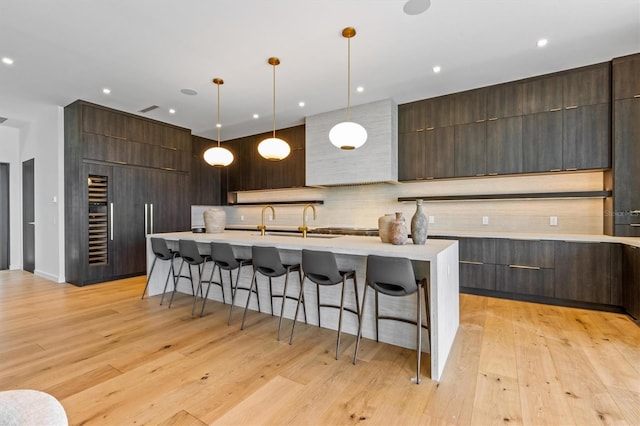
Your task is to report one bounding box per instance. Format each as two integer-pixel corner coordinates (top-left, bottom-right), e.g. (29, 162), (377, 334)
(146, 230), (459, 381)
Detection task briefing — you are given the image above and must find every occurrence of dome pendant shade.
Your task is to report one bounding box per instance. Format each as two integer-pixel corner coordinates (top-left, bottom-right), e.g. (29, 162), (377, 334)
(332, 27), (367, 150)
(204, 77), (234, 167)
(257, 137), (291, 160)
(204, 146), (234, 167)
(259, 57), (291, 161)
(329, 121), (368, 150)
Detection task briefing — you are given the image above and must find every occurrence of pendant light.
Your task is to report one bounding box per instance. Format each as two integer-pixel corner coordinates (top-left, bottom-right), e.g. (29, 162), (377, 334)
(203, 78), (234, 167)
(258, 57), (291, 161)
(329, 27), (367, 150)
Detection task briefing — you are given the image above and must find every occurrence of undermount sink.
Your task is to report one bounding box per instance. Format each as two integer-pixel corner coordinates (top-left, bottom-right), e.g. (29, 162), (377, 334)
(250, 231), (339, 239)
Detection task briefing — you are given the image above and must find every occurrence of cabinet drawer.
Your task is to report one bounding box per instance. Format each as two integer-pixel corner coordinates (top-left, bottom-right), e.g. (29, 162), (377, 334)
(496, 265), (554, 297)
(459, 237), (496, 263)
(496, 239), (555, 268)
(460, 262), (496, 290)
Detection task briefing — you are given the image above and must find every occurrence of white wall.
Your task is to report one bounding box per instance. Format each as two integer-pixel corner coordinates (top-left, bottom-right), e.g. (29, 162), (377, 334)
(15, 104), (65, 282)
(0, 126), (22, 269)
(204, 172), (606, 236)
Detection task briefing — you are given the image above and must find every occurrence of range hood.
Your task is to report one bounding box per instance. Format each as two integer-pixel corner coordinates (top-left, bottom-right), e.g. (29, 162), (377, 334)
(305, 99), (398, 186)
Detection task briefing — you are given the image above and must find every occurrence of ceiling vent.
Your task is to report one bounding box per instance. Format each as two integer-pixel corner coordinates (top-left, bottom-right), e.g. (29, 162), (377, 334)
(0, 117), (8, 124)
(138, 105), (159, 113)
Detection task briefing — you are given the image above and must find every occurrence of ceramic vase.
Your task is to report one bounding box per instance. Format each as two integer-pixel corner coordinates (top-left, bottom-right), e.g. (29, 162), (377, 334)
(390, 212), (408, 245)
(411, 199), (428, 245)
(203, 208), (226, 233)
(378, 214), (395, 243)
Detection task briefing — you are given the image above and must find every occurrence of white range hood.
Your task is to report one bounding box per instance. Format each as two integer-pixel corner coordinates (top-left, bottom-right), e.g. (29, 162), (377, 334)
(305, 99), (398, 186)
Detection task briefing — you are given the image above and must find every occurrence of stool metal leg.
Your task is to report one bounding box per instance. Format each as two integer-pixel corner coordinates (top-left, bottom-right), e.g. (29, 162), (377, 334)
(141, 256), (158, 299)
(277, 267), (292, 341)
(240, 269), (259, 330)
(228, 264), (245, 325)
(335, 276), (348, 360)
(413, 286), (422, 384)
(288, 274), (308, 345)
(353, 283), (369, 365)
(168, 259), (186, 308)
(159, 256), (177, 306)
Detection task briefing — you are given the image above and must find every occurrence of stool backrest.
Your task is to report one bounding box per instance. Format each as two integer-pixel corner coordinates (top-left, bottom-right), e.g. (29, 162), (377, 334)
(366, 255), (418, 296)
(302, 249), (343, 285)
(252, 246), (286, 277)
(211, 242), (239, 269)
(151, 238), (173, 260)
(179, 240), (204, 265)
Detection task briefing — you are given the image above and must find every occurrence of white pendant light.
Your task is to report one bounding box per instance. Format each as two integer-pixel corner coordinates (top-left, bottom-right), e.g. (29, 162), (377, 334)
(258, 57), (291, 161)
(330, 27), (367, 151)
(203, 78), (234, 167)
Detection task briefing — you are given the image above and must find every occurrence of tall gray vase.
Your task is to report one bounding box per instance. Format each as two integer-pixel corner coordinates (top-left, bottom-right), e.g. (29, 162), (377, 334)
(411, 199), (428, 245)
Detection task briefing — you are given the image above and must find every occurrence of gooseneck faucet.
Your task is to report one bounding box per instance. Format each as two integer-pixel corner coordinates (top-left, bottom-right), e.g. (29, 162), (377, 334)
(298, 204), (317, 238)
(258, 205), (275, 236)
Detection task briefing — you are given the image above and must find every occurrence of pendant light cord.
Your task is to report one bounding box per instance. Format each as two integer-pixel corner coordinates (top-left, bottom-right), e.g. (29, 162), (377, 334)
(272, 62), (277, 139)
(217, 82), (221, 147)
(347, 35), (351, 121)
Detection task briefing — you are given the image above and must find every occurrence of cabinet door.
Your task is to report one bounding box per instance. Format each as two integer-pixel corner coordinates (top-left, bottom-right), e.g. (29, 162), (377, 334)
(425, 127), (455, 179)
(486, 116), (523, 175)
(522, 74), (564, 114)
(554, 242), (611, 304)
(148, 170), (190, 234)
(496, 265), (555, 297)
(454, 88), (486, 125)
(398, 131), (425, 181)
(460, 263), (496, 291)
(225, 137), (250, 192)
(399, 101), (428, 133)
(487, 82), (524, 119)
(563, 63), (610, 107)
(454, 122), (486, 177)
(459, 237), (496, 263)
(622, 245), (640, 319)
(613, 54), (640, 101)
(81, 104), (127, 139)
(191, 136), (222, 206)
(112, 167), (148, 277)
(522, 111), (563, 172)
(613, 98), (640, 228)
(496, 239), (555, 268)
(562, 103), (610, 170)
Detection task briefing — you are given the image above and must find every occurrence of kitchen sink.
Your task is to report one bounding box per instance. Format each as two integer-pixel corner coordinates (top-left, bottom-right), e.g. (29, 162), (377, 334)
(250, 231), (340, 239)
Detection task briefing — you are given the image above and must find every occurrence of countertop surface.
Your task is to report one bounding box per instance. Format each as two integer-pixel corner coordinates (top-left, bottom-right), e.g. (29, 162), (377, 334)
(152, 230), (458, 262)
(219, 225), (640, 248)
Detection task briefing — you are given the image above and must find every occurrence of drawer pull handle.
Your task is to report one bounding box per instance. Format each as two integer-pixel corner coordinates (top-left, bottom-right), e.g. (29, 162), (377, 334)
(488, 117), (499, 121)
(565, 105), (578, 110)
(426, 127), (435, 131)
(460, 260), (483, 265)
(630, 224), (640, 227)
(416, 128), (425, 132)
(509, 264), (541, 270)
(634, 94), (640, 98)
(629, 210), (640, 214)
(549, 107), (562, 112)
(475, 119), (486, 123)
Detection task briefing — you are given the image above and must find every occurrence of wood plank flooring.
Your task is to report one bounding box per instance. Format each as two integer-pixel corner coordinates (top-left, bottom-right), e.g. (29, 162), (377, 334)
(1, 270), (639, 425)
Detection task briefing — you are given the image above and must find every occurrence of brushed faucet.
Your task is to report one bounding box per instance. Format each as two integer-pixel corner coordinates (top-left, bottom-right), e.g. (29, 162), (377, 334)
(258, 205), (275, 236)
(298, 204), (317, 238)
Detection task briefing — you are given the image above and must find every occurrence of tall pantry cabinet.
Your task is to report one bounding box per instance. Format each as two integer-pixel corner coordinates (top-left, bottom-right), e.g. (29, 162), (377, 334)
(65, 100), (191, 286)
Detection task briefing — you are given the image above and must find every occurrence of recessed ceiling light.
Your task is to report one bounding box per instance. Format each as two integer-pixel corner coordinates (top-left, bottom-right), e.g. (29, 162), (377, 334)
(253, 114), (259, 119)
(2, 57), (14, 65)
(102, 88), (111, 94)
(356, 86), (364, 93)
(433, 66), (441, 73)
(537, 39), (548, 48)
(180, 88), (198, 96)
(169, 109), (176, 114)
(298, 101), (305, 107)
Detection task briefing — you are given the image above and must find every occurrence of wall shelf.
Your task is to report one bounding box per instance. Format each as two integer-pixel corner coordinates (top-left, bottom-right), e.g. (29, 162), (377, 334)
(228, 200), (324, 206)
(398, 191), (612, 202)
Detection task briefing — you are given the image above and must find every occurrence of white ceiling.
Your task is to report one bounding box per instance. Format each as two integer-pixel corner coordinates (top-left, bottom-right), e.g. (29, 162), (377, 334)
(1, 0), (639, 141)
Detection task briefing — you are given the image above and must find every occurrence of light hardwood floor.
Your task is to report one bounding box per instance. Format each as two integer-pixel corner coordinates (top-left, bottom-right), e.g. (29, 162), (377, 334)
(1, 270), (639, 425)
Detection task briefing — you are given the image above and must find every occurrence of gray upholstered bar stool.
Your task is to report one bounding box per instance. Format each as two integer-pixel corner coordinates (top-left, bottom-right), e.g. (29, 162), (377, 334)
(353, 254), (430, 384)
(198, 242), (252, 319)
(169, 239), (210, 315)
(289, 249), (360, 360)
(142, 237), (179, 301)
(241, 245), (307, 340)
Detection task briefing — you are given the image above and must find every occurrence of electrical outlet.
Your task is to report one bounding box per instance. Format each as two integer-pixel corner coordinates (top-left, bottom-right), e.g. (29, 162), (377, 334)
(550, 216), (558, 226)
(268, 215), (273, 221)
(240, 215), (245, 221)
(428, 215), (435, 224)
(482, 216), (489, 225)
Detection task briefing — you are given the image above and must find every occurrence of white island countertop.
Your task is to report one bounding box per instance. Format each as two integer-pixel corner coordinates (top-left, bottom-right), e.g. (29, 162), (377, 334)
(148, 230), (460, 381)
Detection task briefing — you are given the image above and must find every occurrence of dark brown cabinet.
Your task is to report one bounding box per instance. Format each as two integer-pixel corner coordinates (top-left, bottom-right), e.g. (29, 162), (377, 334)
(65, 100), (191, 286)
(522, 74), (564, 114)
(486, 116), (523, 175)
(611, 53), (640, 237)
(190, 136), (222, 206)
(454, 122), (486, 177)
(562, 103), (610, 170)
(522, 111), (563, 172)
(486, 81), (524, 119)
(554, 242), (612, 304)
(398, 128), (454, 181)
(224, 125), (305, 193)
(496, 239), (555, 298)
(458, 237), (497, 291)
(622, 245), (640, 319)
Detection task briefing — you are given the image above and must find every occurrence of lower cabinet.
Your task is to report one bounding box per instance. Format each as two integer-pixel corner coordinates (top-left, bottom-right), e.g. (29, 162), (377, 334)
(554, 241), (612, 304)
(496, 265), (555, 297)
(622, 245), (640, 319)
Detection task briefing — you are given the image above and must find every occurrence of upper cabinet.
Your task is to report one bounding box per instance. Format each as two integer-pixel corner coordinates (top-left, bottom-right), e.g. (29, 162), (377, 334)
(613, 54), (640, 100)
(398, 61), (611, 181)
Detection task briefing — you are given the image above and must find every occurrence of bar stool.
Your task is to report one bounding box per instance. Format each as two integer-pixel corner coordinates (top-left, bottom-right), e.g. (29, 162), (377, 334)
(141, 237), (179, 301)
(198, 242), (252, 319)
(169, 239), (210, 315)
(353, 255), (430, 384)
(241, 245), (307, 340)
(289, 249), (360, 360)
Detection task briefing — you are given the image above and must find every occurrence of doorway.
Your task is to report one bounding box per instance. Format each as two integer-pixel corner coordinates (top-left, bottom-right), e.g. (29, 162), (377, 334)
(22, 159), (34, 273)
(0, 163), (9, 270)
